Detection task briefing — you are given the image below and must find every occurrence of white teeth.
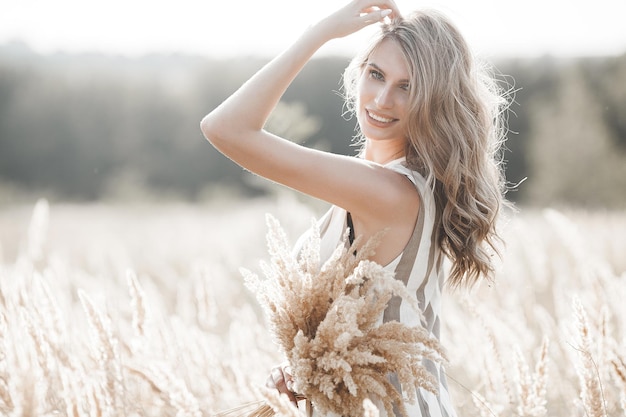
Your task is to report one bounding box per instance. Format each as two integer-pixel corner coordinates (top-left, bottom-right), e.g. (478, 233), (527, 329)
(368, 110), (393, 123)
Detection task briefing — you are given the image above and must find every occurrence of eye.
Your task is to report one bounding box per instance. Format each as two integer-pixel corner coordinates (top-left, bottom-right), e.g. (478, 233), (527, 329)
(399, 83), (410, 91)
(369, 69), (384, 81)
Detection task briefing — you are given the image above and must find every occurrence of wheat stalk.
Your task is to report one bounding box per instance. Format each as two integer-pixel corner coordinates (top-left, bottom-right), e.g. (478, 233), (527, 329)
(25, 198), (49, 263)
(611, 354), (626, 414)
(472, 391), (500, 417)
(79, 289), (125, 417)
(0, 312), (13, 411)
(530, 337), (549, 417)
(514, 347), (532, 416)
(147, 364), (202, 417)
(573, 297), (607, 417)
(515, 337), (549, 417)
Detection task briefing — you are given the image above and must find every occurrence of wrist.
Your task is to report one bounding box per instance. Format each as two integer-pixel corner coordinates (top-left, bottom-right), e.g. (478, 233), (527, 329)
(294, 23), (333, 56)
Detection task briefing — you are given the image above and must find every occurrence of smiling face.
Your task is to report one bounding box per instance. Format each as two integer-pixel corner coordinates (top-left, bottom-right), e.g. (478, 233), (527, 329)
(356, 38), (411, 149)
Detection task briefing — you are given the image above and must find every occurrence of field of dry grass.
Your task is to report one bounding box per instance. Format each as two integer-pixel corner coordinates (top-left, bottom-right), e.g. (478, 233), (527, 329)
(0, 197), (625, 417)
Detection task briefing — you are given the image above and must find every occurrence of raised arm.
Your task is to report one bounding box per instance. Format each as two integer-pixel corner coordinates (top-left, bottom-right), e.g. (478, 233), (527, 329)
(201, 1), (398, 138)
(200, 1), (417, 247)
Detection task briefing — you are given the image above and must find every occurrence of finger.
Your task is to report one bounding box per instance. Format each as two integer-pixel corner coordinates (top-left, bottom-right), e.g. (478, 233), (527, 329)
(384, 0), (402, 18)
(359, 8), (393, 24)
(266, 365), (283, 389)
(272, 368), (298, 405)
(272, 368), (289, 392)
(282, 366), (294, 391)
(362, 0), (401, 19)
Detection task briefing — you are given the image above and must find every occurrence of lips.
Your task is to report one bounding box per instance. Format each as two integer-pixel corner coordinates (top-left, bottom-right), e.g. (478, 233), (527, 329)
(366, 109), (396, 125)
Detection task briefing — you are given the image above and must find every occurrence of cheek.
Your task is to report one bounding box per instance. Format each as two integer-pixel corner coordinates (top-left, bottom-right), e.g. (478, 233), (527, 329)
(396, 95), (410, 116)
(356, 75), (375, 103)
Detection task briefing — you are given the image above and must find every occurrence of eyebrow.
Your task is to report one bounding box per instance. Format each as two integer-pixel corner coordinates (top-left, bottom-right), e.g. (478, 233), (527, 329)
(367, 62), (410, 84)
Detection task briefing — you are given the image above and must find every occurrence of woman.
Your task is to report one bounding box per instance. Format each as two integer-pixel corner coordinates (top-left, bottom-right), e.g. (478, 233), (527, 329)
(201, 1), (508, 415)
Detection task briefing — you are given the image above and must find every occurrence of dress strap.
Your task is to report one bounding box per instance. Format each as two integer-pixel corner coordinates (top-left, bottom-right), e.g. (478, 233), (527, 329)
(383, 184), (426, 323)
(381, 186), (427, 417)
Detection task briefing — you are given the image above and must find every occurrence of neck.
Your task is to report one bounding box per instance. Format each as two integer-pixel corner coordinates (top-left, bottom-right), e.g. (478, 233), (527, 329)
(362, 139), (405, 165)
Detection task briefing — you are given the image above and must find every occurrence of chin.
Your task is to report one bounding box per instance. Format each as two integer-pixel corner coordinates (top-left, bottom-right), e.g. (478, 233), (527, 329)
(361, 129), (395, 142)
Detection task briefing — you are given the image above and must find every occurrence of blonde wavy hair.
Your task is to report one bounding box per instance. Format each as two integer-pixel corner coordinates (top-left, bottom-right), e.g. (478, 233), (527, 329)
(343, 9), (511, 288)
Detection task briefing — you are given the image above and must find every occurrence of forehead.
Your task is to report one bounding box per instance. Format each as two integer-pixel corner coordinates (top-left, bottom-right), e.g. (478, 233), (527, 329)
(366, 38), (410, 79)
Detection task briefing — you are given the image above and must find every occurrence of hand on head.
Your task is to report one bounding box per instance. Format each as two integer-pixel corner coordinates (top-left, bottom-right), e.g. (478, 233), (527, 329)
(315, 0), (402, 40)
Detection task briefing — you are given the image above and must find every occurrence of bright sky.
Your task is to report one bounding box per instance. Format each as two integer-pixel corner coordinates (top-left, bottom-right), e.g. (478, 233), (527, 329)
(1, 0), (625, 59)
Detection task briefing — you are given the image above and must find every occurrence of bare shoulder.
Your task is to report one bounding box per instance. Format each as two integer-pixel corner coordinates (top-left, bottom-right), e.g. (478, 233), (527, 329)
(359, 163), (421, 223)
(348, 166), (421, 265)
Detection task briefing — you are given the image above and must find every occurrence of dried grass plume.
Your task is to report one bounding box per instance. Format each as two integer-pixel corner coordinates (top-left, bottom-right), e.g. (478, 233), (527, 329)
(241, 214), (445, 417)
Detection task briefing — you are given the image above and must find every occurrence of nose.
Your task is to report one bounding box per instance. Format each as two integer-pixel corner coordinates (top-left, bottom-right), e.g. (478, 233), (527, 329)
(375, 85), (394, 109)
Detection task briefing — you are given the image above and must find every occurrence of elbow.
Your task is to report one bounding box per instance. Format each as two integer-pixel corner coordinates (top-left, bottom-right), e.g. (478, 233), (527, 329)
(200, 111), (246, 152)
(200, 112), (222, 146)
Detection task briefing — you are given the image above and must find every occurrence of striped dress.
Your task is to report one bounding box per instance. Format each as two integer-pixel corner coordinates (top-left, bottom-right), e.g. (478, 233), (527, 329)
(296, 157), (458, 417)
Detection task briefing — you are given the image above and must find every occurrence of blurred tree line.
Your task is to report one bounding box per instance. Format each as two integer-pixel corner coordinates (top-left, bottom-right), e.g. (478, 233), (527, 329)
(0, 42), (625, 208)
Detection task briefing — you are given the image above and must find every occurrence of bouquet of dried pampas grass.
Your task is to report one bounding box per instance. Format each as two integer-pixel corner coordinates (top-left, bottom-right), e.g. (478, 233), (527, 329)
(218, 214), (445, 417)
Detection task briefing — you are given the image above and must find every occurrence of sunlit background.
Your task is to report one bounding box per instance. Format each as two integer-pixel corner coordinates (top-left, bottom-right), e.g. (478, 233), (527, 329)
(2, 0), (626, 58)
(1, 2), (626, 416)
(1, 0), (626, 207)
